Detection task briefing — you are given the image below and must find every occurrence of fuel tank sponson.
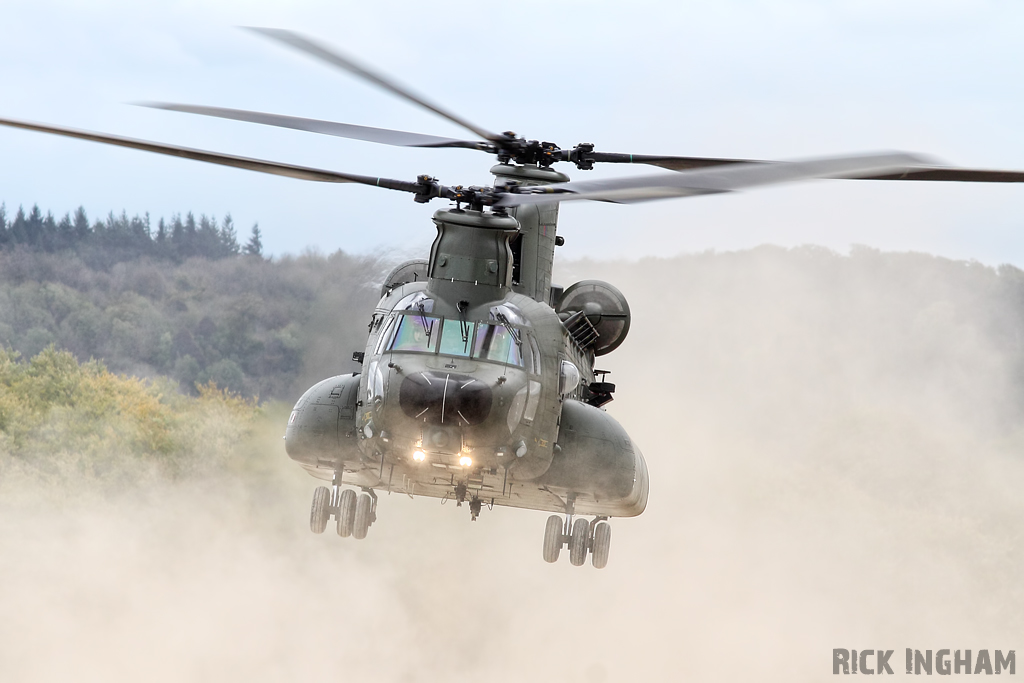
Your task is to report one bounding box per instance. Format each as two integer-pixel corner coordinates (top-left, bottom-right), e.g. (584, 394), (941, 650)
(285, 373), (362, 468)
(537, 399), (649, 517)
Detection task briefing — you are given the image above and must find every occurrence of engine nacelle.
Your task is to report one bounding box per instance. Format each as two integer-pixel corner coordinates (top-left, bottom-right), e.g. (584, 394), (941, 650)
(285, 373), (362, 471)
(380, 259), (429, 298)
(556, 280), (631, 355)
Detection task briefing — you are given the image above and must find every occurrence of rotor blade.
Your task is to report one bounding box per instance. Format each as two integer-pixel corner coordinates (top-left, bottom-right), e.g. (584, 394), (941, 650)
(245, 27), (502, 144)
(587, 152), (762, 171)
(0, 117), (425, 193)
(591, 151), (1024, 182)
(495, 152), (928, 207)
(139, 102), (489, 150)
(849, 168), (1024, 182)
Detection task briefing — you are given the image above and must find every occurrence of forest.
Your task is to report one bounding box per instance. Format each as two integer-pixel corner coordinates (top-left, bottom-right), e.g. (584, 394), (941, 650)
(0, 202), (388, 402)
(5, 199), (1024, 416)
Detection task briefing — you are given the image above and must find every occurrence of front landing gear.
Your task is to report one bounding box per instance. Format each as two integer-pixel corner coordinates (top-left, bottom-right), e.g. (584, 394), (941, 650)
(310, 486), (331, 533)
(309, 484), (377, 541)
(591, 521), (612, 569)
(569, 518), (590, 566)
(336, 489), (357, 537)
(542, 513), (612, 568)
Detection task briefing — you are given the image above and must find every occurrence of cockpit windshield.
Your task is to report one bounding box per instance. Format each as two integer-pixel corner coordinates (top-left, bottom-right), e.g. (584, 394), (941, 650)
(475, 323), (523, 366)
(383, 312), (533, 370)
(438, 318), (473, 357)
(390, 314), (435, 352)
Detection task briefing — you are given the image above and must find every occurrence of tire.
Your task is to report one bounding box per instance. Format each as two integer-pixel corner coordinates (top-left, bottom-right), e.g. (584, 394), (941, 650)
(336, 489), (357, 538)
(591, 522), (612, 569)
(353, 493), (373, 540)
(569, 518), (590, 566)
(309, 486), (331, 534)
(542, 515), (563, 563)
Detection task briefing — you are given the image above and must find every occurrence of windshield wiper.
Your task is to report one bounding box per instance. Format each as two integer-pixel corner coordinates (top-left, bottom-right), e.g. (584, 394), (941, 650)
(495, 312), (521, 347)
(416, 303), (434, 344)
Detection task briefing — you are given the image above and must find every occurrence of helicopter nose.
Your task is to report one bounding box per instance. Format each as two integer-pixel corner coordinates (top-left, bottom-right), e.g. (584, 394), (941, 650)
(399, 371), (492, 426)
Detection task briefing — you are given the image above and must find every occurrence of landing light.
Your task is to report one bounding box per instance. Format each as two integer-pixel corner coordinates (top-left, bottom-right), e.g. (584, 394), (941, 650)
(413, 450), (426, 462)
(459, 455), (473, 468)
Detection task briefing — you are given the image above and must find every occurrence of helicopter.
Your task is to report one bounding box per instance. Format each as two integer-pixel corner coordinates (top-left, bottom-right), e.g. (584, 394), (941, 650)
(3, 29), (1024, 569)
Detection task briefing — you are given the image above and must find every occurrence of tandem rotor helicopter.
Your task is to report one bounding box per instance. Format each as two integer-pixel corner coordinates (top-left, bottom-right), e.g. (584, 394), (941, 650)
(4, 28), (1024, 568)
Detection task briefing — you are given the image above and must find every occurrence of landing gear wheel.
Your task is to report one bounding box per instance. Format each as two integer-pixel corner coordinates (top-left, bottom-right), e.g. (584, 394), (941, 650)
(310, 486), (330, 534)
(542, 515), (563, 563)
(591, 522), (612, 569)
(353, 493), (373, 540)
(336, 489), (357, 537)
(569, 518), (590, 566)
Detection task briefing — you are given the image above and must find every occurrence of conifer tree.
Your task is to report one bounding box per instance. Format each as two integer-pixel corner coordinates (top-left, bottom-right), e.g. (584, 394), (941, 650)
(244, 223), (263, 258)
(220, 213), (239, 255)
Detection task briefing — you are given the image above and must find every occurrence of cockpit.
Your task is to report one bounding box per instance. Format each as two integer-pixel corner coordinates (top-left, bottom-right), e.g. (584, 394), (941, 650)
(376, 292), (541, 373)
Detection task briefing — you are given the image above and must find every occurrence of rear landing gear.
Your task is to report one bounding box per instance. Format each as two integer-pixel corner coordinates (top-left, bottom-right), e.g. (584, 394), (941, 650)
(541, 511), (612, 568)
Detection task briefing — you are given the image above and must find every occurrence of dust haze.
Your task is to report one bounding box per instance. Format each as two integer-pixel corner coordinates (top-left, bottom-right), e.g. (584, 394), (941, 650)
(3, 245), (1024, 681)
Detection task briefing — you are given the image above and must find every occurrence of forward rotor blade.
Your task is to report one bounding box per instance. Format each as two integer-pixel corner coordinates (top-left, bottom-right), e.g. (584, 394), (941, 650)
(245, 27), (502, 144)
(139, 102), (489, 150)
(495, 152), (928, 207)
(0, 117), (424, 193)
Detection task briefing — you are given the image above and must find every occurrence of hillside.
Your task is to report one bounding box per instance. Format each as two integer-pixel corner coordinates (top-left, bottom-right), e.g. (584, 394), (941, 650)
(0, 246), (386, 401)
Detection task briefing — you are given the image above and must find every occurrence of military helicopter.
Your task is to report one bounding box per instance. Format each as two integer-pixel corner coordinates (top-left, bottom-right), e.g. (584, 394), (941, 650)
(3, 28), (1024, 568)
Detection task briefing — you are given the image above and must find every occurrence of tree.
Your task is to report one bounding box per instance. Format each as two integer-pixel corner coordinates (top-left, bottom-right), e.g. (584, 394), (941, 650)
(73, 207), (89, 241)
(244, 223), (263, 258)
(219, 213), (240, 256)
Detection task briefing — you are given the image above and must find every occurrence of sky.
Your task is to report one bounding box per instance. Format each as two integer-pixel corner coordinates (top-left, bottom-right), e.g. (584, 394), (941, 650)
(1, 0), (1023, 263)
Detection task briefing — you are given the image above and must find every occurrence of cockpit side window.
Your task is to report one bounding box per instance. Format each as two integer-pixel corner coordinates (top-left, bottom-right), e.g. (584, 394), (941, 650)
(389, 313), (437, 352)
(374, 314), (397, 355)
(527, 333), (542, 375)
(438, 319), (474, 357)
(474, 324), (523, 367)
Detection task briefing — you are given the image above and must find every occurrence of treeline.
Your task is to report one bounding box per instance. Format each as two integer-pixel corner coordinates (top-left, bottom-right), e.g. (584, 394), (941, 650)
(0, 203), (264, 269)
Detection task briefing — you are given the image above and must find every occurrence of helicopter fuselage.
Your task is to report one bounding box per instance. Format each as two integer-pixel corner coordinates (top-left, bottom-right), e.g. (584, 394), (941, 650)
(285, 164), (648, 521)
(285, 280), (648, 518)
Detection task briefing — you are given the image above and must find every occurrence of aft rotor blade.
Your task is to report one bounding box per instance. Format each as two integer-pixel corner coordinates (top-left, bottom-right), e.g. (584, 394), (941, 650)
(245, 27), (502, 144)
(587, 152), (761, 171)
(592, 151), (1024, 182)
(849, 167), (1024, 182)
(139, 102), (490, 150)
(495, 152), (928, 207)
(0, 117), (425, 193)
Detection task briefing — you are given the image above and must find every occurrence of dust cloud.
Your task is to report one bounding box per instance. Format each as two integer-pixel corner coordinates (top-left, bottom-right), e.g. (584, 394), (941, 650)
(3, 245), (1024, 681)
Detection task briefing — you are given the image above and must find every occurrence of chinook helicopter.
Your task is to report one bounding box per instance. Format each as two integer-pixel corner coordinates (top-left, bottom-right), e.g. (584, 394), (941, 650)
(3, 29), (1024, 568)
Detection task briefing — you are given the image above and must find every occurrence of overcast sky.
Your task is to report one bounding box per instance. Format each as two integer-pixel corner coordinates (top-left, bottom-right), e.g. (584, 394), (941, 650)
(1, 0), (1023, 264)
